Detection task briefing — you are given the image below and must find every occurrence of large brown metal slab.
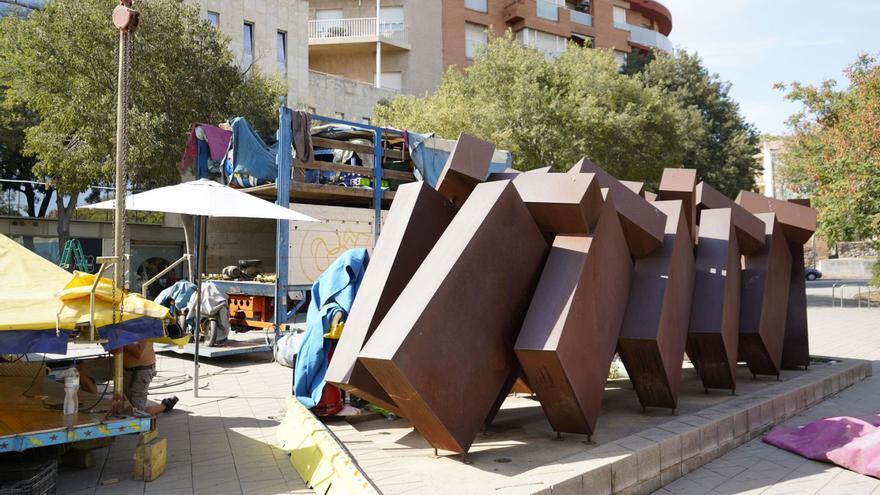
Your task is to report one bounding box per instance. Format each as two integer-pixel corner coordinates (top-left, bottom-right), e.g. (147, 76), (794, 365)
(739, 213), (792, 377)
(782, 241), (810, 368)
(568, 158), (666, 257)
(358, 180), (549, 453)
(325, 183), (458, 414)
(435, 133), (495, 207)
(735, 191), (818, 244)
(515, 194), (632, 435)
(621, 180), (646, 197)
(618, 200), (695, 410)
(512, 173), (603, 234)
(695, 182), (765, 255)
(658, 168), (697, 243)
(687, 208), (742, 392)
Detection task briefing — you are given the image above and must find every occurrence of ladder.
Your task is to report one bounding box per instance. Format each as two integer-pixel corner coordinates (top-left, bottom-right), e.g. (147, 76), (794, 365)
(60, 239), (90, 272)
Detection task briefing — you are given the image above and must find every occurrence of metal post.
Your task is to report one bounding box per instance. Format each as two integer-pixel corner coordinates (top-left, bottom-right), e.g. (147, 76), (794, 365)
(192, 216), (207, 397)
(375, 0), (381, 88)
(111, 0), (138, 414)
(275, 107), (293, 342)
(372, 129), (384, 241)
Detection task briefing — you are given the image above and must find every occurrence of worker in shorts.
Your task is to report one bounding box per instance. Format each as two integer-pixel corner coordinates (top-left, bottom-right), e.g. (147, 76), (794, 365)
(79, 340), (178, 416)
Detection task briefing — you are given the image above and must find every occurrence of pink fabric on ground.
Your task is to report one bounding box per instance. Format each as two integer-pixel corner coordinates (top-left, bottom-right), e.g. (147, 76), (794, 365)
(764, 414), (880, 478)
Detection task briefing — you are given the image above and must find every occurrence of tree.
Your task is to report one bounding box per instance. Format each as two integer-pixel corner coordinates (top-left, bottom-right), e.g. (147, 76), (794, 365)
(0, 95), (53, 217)
(777, 54), (880, 247)
(0, 0), (283, 247)
(375, 34), (687, 184)
(634, 50), (760, 198)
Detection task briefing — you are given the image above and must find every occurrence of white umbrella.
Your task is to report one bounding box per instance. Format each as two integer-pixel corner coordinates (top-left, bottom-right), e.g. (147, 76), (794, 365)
(82, 178), (318, 396)
(83, 178), (319, 222)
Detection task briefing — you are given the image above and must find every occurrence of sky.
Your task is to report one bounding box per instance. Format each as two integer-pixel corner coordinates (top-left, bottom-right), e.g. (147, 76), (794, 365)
(660, 0), (880, 136)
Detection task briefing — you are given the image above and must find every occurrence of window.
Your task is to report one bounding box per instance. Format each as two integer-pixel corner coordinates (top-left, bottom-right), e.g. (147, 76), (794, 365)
(613, 6), (627, 27)
(315, 9), (343, 37)
(614, 50), (627, 68)
(379, 72), (402, 91)
(517, 28), (567, 58)
(536, 0), (562, 22)
(243, 22), (254, 69)
(465, 22), (488, 59)
(207, 11), (219, 28)
(464, 0), (487, 12)
(379, 6), (404, 33)
(276, 31), (287, 74)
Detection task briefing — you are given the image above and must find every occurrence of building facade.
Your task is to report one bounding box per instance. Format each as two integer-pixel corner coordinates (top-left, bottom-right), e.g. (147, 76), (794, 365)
(306, 0), (673, 98)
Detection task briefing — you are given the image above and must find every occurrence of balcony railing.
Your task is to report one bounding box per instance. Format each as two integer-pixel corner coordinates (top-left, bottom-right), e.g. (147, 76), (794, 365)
(536, 0), (560, 21)
(568, 8), (592, 26)
(614, 22), (673, 53)
(308, 18), (408, 45)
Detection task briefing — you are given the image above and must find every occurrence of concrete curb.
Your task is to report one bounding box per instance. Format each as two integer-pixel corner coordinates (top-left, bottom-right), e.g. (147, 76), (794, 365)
(494, 357), (871, 495)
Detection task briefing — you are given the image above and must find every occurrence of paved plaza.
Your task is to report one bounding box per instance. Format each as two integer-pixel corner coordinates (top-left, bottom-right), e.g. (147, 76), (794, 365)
(58, 293), (879, 495)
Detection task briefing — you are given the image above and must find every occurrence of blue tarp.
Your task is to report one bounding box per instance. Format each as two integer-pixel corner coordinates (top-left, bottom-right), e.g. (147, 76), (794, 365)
(225, 117), (278, 188)
(98, 317), (166, 352)
(294, 249), (369, 409)
(154, 281), (196, 315)
(406, 131), (512, 187)
(0, 330), (72, 354)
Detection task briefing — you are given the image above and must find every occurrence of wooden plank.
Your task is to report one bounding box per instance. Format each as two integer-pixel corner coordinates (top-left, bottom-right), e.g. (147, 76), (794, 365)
(294, 161), (415, 181)
(311, 136), (404, 160)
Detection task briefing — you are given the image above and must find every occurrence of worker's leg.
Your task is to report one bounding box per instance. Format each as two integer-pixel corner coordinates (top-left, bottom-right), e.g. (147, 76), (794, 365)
(77, 362), (97, 394)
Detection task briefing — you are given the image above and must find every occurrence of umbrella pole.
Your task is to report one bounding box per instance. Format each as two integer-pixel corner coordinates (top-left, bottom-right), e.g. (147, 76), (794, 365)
(193, 216), (207, 397)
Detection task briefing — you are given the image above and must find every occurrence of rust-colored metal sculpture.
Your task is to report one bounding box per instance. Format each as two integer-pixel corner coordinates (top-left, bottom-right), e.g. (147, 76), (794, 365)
(618, 200), (695, 412)
(687, 208), (742, 392)
(739, 213), (791, 378)
(325, 183), (457, 414)
(358, 181), (549, 453)
(515, 192), (632, 436)
(511, 173), (603, 234)
(658, 168), (697, 243)
(435, 133), (495, 207)
(621, 180), (646, 197)
(696, 182), (765, 255)
(735, 192), (817, 369)
(568, 158), (666, 257)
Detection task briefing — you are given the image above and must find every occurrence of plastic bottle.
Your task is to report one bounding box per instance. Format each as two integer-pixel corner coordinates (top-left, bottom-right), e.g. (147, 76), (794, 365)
(63, 367), (80, 415)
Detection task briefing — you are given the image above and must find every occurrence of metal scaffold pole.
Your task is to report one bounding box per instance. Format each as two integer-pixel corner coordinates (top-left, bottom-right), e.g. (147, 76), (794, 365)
(111, 0), (139, 414)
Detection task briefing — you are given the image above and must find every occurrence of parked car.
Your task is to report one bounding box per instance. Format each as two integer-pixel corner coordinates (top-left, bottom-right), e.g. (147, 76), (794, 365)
(805, 267), (822, 281)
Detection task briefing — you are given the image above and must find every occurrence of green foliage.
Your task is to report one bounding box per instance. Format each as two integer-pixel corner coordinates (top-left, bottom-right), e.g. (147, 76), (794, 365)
(375, 34), (686, 184)
(635, 50), (760, 198)
(873, 262), (880, 288)
(0, 0), (282, 197)
(778, 54), (880, 245)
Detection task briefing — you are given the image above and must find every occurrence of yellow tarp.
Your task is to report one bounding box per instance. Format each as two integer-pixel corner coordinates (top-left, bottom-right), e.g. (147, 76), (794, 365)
(0, 234), (186, 346)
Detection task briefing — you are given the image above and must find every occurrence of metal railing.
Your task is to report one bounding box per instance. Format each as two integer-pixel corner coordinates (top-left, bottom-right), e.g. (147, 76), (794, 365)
(831, 283), (877, 308)
(308, 18), (408, 45)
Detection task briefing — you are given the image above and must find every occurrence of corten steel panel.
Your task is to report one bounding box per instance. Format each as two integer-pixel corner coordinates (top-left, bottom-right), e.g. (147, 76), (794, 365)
(527, 166), (552, 174)
(618, 200), (696, 410)
(782, 241), (810, 368)
(644, 191), (658, 202)
(686, 208), (742, 391)
(621, 180), (646, 197)
(515, 195), (633, 435)
(511, 173), (603, 234)
(739, 213), (792, 377)
(435, 133), (495, 207)
(567, 158), (666, 257)
(325, 183), (457, 414)
(735, 191), (818, 244)
(658, 168), (697, 244)
(695, 182), (765, 255)
(358, 181), (549, 453)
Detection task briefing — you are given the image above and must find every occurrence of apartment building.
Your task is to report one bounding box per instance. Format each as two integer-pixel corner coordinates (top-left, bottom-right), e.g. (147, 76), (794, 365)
(307, 0), (673, 95)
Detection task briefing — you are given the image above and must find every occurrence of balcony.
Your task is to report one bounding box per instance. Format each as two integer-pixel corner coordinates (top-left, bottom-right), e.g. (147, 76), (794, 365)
(567, 8), (592, 26)
(307, 18), (410, 51)
(614, 22), (673, 53)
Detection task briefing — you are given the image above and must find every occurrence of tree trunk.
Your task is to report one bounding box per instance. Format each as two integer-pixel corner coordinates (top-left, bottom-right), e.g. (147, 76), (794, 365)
(21, 183), (36, 217)
(55, 192), (80, 253)
(38, 188), (54, 218)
